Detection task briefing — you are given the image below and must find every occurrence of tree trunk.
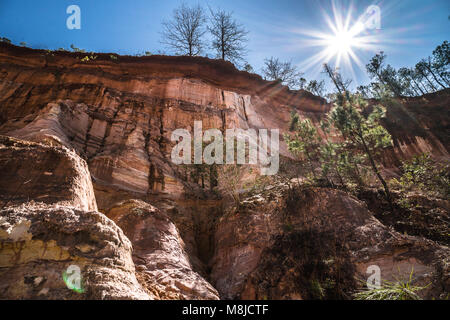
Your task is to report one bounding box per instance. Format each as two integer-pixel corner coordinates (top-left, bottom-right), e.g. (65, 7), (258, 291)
(221, 27), (225, 60)
(324, 65), (342, 95)
(376, 73), (385, 86)
(334, 165), (346, 189)
(423, 73), (437, 91)
(411, 78), (425, 95)
(304, 150), (317, 179)
(352, 162), (365, 187)
(438, 73), (450, 87)
(359, 133), (393, 208)
(419, 80), (430, 93)
(426, 64), (446, 89)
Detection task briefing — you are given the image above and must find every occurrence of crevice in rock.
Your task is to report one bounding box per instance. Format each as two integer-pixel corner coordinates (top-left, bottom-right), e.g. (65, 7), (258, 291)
(143, 118), (165, 193)
(220, 110), (226, 133)
(157, 106), (165, 157)
(241, 97), (248, 121)
(83, 115), (94, 157)
(147, 163), (165, 192)
(190, 201), (224, 280)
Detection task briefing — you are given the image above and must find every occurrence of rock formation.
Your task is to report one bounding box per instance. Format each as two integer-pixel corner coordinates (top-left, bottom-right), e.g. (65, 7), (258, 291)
(210, 186), (449, 299)
(105, 199), (219, 300)
(0, 136), (150, 299)
(0, 43), (448, 299)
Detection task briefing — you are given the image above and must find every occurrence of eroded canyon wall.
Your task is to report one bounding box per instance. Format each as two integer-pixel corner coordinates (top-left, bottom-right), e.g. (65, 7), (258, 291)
(0, 43), (448, 299)
(1, 43), (448, 198)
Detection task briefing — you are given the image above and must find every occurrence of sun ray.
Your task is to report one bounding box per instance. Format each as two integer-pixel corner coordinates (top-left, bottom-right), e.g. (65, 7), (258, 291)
(294, 1), (386, 82)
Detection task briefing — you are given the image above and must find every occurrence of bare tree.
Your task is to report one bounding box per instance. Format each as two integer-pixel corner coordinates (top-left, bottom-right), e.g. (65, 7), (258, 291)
(161, 4), (206, 56)
(299, 77), (307, 89)
(217, 164), (248, 208)
(356, 85), (370, 98)
(262, 57), (303, 89)
(306, 80), (325, 97)
(208, 8), (248, 63)
(242, 62), (254, 73)
(323, 63), (351, 95)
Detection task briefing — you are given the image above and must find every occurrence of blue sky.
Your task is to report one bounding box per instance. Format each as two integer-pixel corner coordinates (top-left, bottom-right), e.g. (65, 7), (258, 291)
(0, 0), (448, 89)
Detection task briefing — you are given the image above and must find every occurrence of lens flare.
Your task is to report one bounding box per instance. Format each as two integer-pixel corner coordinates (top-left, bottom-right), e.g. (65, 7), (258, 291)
(290, 1), (387, 81)
(327, 29), (360, 56)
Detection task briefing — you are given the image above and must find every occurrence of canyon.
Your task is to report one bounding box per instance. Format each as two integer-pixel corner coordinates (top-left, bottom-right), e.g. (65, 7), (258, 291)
(0, 42), (448, 299)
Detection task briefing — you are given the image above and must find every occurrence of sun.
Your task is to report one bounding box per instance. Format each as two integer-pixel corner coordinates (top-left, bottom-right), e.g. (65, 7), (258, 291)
(294, 2), (383, 80)
(322, 22), (366, 69)
(327, 30), (357, 55)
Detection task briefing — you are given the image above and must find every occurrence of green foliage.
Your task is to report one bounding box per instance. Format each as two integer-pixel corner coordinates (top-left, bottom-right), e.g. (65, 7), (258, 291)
(288, 109), (299, 131)
(284, 92), (395, 201)
(432, 40), (449, 85)
(284, 116), (322, 179)
(366, 51), (406, 97)
(326, 145), (366, 188)
(318, 141), (338, 180)
(392, 153), (450, 199)
(109, 54), (118, 60)
(0, 37), (11, 43)
(284, 104), (375, 190)
(328, 96), (392, 154)
(310, 279), (326, 300)
(180, 140), (219, 191)
(285, 118), (321, 156)
(80, 53), (98, 63)
(365, 41), (449, 98)
(44, 49), (55, 56)
(329, 97), (392, 154)
(401, 153), (435, 186)
(354, 270), (427, 300)
(327, 94), (393, 201)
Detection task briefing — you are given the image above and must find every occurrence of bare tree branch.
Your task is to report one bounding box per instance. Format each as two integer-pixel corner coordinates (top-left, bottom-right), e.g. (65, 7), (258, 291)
(262, 57), (303, 89)
(208, 8), (249, 64)
(160, 3), (206, 56)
